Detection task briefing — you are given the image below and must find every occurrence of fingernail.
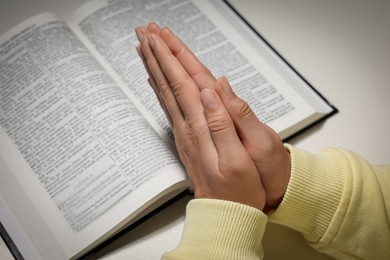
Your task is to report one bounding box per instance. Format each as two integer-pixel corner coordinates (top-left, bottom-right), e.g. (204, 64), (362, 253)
(148, 22), (160, 31)
(201, 89), (217, 110)
(135, 27), (144, 42)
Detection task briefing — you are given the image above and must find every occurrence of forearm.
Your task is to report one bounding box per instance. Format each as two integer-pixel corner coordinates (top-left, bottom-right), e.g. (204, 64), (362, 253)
(163, 199), (267, 260)
(269, 145), (390, 259)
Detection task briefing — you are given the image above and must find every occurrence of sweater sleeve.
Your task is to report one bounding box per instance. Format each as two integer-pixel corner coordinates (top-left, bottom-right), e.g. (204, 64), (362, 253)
(269, 145), (390, 259)
(162, 199), (267, 260)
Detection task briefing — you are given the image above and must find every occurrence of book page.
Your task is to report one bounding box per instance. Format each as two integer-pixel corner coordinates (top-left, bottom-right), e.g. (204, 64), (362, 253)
(70, 0), (328, 141)
(0, 13), (188, 258)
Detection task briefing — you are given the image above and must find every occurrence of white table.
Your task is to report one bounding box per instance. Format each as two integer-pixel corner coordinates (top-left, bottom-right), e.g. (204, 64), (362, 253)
(1, 0), (389, 259)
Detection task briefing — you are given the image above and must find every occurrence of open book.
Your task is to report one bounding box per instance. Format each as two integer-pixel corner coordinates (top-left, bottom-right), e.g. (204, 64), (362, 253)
(0, 0), (337, 259)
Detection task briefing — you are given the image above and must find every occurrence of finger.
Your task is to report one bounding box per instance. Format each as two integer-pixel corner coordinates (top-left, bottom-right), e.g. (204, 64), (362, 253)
(136, 29), (173, 126)
(147, 32), (204, 119)
(200, 88), (247, 162)
(136, 44), (157, 87)
(135, 26), (145, 43)
(215, 77), (274, 146)
(140, 27), (184, 125)
(147, 22), (162, 34)
(159, 27), (216, 90)
(148, 77), (173, 126)
(136, 27), (159, 89)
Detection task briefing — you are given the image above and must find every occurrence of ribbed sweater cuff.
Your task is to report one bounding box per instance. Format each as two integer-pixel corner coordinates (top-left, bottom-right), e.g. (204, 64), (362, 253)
(268, 145), (345, 242)
(163, 199), (267, 260)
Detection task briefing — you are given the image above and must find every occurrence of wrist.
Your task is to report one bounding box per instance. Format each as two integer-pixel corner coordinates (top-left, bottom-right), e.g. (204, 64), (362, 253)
(264, 145), (291, 212)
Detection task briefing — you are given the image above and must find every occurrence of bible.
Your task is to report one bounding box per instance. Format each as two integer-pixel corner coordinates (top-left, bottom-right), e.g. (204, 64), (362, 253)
(0, 0), (336, 259)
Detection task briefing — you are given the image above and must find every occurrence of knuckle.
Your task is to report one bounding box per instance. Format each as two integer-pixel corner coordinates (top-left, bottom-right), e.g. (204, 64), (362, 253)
(158, 82), (172, 101)
(175, 44), (188, 59)
(169, 79), (180, 91)
(170, 75), (190, 97)
(159, 75), (192, 102)
(175, 119), (208, 150)
(233, 99), (253, 118)
(192, 67), (212, 85)
(207, 114), (231, 133)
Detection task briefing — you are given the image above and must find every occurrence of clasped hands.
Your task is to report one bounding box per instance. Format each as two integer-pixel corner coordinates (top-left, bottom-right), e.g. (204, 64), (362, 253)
(135, 23), (291, 212)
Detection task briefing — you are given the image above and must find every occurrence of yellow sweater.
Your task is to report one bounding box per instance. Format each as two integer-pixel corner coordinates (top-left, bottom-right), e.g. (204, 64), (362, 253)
(163, 145), (390, 259)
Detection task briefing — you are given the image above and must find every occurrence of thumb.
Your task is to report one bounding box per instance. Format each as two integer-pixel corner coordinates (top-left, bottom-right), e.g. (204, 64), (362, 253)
(216, 77), (291, 209)
(215, 77), (276, 149)
(200, 88), (246, 162)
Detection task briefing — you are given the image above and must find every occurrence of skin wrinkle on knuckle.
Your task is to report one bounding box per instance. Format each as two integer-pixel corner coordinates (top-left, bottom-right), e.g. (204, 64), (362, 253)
(175, 121), (205, 154)
(232, 98), (253, 119)
(169, 76), (191, 98)
(158, 82), (172, 103)
(207, 114), (230, 133)
(185, 127), (205, 148)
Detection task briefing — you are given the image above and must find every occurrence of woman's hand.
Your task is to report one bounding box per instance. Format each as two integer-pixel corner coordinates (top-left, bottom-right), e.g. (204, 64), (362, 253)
(214, 77), (291, 211)
(141, 24), (292, 211)
(136, 25), (265, 210)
